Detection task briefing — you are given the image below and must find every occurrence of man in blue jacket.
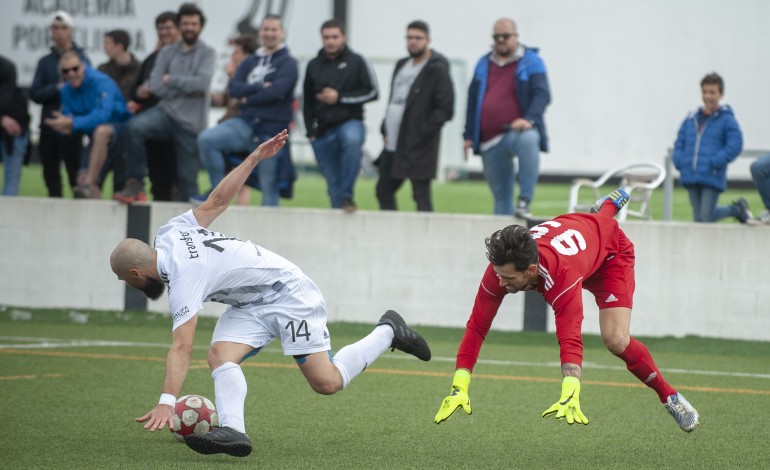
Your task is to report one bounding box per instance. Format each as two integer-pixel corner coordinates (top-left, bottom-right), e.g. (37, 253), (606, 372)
(672, 73), (752, 223)
(30, 10), (90, 198)
(44, 51), (131, 199)
(464, 18), (550, 218)
(194, 14), (298, 206)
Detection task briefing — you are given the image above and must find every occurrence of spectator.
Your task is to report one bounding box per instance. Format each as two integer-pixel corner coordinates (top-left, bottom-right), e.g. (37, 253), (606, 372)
(88, 29), (141, 197)
(30, 10), (90, 198)
(98, 29), (141, 100)
(44, 51), (131, 199)
(127, 11), (180, 202)
(303, 18), (378, 212)
(464, 18), (551, 218)
(114, 3), (215, 203)
(376, 20), (454, 212)
(195, 15), (297, 207)
(209, 35), (258, 124)
(0, 55), (31, 196)
(749, 155), (770, 225)
(672, 73), (752, 223)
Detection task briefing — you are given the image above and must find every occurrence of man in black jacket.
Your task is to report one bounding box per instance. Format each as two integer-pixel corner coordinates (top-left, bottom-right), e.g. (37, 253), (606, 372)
(376, 20), (454, 212)
(29, 10), (90, 198)
(303, 19), (378, 213)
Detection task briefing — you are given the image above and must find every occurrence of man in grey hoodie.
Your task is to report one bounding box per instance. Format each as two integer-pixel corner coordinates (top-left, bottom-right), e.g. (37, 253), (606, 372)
(114, 3), (215, 203)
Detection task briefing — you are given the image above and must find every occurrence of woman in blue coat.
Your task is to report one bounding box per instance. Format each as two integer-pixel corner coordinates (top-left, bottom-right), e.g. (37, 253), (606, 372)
(673, 73), (752, 223)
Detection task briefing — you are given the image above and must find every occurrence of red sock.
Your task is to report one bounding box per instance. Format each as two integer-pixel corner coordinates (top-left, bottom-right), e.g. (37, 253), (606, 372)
(598, 198), (618, 217)
(617, 337), (676, 402)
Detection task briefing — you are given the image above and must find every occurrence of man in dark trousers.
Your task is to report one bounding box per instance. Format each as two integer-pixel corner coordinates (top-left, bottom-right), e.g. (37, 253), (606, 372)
(303, 18), (378, 213)
(126, 11), (180, 201)
(376, 20), (454, 212)
(29, 10), (90, 198)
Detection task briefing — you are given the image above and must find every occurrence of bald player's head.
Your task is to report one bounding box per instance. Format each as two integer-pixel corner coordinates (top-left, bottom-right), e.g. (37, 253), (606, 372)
(110, 238), (165, 300)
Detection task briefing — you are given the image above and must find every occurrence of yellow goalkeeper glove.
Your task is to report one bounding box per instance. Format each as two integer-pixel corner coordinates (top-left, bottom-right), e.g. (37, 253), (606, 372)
(434, 369), (472, 424)
(542, 376), (589, 425)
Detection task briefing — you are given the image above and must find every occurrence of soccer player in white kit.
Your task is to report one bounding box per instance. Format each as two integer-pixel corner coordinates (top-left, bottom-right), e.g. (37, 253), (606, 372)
(110, 130), (431, 457)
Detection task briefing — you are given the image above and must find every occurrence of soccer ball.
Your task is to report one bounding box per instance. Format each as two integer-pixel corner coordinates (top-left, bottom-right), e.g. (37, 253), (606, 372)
(170, 394), (219, 442)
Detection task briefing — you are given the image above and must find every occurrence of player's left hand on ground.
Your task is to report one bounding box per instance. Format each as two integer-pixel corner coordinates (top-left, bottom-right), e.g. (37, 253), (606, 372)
(434, 369), (472, 424)
(135, 404), (174, 432)
(542, 376), (589, 425)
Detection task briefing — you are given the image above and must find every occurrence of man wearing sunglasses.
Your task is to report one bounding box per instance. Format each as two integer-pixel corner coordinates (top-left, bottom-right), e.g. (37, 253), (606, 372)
(44, 51), (131, 199)
(30, 10), (91, 198)
(464, 18), (551, 219)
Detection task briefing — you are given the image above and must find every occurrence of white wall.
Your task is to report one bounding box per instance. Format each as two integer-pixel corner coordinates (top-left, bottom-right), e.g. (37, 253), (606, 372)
(4, 0), (769, 179)
(2, 198), (769, 342)
(348, 0), (770, 179)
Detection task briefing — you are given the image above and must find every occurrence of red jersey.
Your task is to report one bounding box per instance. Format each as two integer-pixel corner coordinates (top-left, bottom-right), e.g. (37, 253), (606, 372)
(456, 211), (635, 371)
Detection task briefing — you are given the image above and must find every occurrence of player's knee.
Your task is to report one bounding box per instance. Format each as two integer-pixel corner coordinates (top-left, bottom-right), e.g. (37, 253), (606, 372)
(308, 377), (342, 395)
(207, 346), (226, 370)
(602, 332), (629, 355)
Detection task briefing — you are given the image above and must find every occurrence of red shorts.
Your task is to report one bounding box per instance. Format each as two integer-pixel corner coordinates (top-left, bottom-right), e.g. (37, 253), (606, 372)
(583, 230), (635, 310)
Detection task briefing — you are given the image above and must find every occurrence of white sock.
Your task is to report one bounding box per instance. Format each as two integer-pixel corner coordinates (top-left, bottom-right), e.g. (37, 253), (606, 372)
(211, 362), (247, 434)
(332, 324), (393, 389)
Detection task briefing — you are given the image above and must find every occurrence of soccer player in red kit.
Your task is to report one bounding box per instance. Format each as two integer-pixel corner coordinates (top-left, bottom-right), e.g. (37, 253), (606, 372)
(433, 189), (699, 432)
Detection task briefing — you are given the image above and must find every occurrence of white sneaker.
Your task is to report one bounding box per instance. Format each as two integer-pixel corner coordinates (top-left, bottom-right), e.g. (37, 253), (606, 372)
(664, 392), (699, 432)
(750, 210), (770, 226)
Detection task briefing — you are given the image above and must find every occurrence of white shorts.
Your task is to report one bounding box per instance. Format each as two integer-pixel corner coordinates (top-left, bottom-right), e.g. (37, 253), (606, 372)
(211, 275), (332, 356)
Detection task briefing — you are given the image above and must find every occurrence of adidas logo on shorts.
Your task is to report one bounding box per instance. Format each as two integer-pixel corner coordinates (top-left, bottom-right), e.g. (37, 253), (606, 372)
(605, 293), (618, 303)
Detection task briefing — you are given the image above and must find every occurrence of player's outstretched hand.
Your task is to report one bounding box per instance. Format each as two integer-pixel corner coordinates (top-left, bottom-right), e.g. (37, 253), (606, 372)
(542, 376), (589, 425)
(135, 404), (174, 432)
(434, 369), (472, 424)
(251, 129), (289, 162)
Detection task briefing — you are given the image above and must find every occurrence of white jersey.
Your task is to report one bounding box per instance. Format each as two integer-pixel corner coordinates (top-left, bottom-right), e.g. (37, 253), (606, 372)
(154, 210), (304, 331)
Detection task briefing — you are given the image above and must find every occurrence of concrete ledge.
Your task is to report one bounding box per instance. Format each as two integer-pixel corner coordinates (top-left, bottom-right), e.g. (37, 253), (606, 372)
(1, 197), (767, 341)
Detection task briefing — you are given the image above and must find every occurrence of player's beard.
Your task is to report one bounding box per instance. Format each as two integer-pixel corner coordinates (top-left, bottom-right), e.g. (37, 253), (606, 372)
(141, 278), (166, 300)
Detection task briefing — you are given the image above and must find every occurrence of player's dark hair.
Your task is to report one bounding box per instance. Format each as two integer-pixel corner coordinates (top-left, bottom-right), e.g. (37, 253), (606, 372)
(233, 34), (258, 55)
(701, 72), (724, 94)
(105, 29), (130, 50)
(177, 2), (206, 27)
(407, 20), (430, 36)
(321, 18), (345, 35)
(155, 11), (177, 27)
(485, 225), (538, 271)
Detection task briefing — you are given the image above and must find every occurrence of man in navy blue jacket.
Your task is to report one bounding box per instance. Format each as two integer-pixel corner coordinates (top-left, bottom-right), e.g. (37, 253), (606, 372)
(464, 18), (550, 218)
(44, 51), (131, 199)
(194, 14), (298, 206)
(30, 10), (90, 198)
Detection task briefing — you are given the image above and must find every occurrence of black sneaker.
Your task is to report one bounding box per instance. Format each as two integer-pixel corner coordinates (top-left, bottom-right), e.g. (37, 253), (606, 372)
(341, 197), (357, 214)
(377, 310), (431, 361)
(734, 197), (753, 224)
(184, 426), (253, 457)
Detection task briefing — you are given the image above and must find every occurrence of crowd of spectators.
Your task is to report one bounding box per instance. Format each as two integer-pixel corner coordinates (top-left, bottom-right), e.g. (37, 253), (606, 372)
(1, 5), (769, 225)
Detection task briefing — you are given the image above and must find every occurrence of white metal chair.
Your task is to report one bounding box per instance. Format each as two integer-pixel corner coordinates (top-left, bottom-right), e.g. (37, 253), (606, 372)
(567, 162), (666, 221)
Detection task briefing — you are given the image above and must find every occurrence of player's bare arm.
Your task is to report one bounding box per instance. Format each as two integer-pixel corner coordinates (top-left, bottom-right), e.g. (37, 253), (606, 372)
(135, 315), (198, 431)
(562, 363), (582, 379)
(193, 129), (289, 228)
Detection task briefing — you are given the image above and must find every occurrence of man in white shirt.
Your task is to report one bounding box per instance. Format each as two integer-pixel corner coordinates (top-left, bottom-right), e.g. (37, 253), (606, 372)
(110, 129), (431, 458)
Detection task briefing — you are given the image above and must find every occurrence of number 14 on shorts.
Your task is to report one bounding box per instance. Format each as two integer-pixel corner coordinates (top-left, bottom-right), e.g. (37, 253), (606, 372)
(285, 320), (311, 342)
